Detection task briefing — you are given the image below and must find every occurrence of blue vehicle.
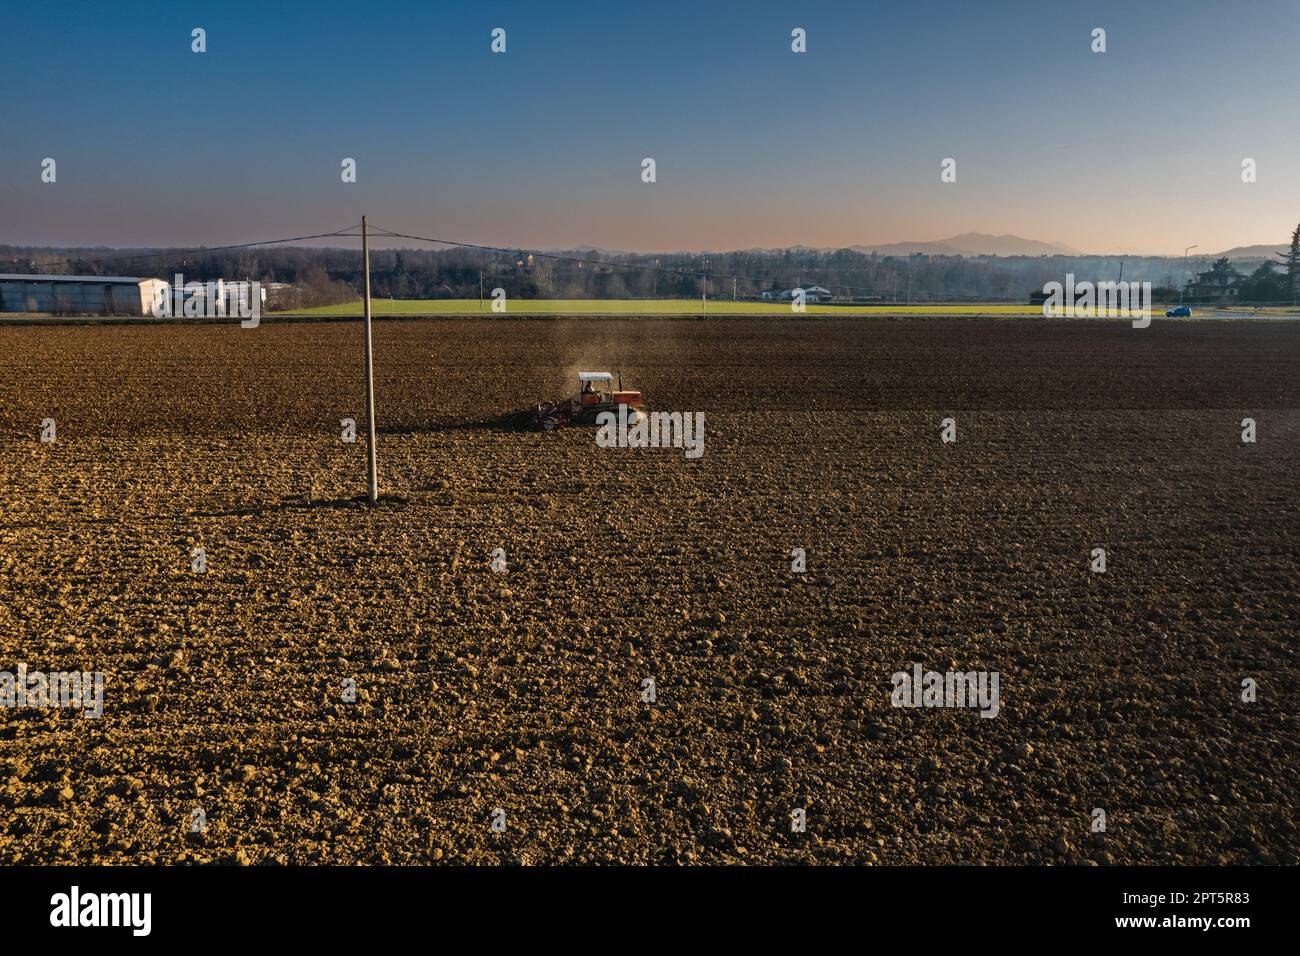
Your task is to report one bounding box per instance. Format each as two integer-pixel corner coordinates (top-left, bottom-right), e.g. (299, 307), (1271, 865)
(1165, 305), (1192, 318)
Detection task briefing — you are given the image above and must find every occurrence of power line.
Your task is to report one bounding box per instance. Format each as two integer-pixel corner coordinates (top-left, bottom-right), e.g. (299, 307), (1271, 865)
(14, 226), (365, 272)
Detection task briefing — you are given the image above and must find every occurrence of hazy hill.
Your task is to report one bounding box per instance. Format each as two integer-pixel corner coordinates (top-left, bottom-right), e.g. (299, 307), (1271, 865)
(852, 233), (1084, 257)
(1214, 244), (1289, 260)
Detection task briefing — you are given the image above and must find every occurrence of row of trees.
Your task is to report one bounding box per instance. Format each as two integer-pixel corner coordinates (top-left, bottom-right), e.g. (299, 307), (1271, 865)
(0, 245), (1117, 303)
(4, 228), (1298, 305)
(1, 243), (1030, 302)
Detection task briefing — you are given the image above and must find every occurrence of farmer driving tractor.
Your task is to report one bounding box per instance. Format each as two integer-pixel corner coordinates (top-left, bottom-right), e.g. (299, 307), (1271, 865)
(532, 371), (646, 430)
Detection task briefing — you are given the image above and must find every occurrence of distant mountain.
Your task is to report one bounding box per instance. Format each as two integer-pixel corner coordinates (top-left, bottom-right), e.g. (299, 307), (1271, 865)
(1213, 244), (1289, 261)
(850, 233), (1084, 257)
(565, 245), (627, 256)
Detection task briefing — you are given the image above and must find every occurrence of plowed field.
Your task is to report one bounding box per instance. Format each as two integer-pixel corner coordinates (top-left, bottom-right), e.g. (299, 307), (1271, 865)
(1, 317), (1296, 864)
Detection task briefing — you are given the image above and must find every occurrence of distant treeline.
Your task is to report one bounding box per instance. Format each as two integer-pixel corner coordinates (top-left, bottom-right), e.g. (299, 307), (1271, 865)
(0, 243), (1290, 305)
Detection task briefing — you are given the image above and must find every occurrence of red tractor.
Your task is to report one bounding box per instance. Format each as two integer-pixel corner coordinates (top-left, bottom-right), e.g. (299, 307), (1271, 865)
(532, 371), (646, 431)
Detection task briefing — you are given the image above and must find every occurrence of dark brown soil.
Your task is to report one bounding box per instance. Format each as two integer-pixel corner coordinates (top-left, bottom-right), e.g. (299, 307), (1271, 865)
(1, 316), (1296, 864)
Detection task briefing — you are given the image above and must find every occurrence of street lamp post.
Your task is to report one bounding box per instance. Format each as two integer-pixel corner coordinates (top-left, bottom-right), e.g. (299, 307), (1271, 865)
(1180, 244), (1198, 305)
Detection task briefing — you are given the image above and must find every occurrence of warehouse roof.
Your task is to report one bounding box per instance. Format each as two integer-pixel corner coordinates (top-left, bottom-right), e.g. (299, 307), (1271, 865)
(0, 274), (157, 284)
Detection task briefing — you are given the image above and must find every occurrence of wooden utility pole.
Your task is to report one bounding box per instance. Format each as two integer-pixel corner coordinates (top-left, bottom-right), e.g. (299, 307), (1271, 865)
(702, 258), (708, 316)
(362, 216), (379, 503)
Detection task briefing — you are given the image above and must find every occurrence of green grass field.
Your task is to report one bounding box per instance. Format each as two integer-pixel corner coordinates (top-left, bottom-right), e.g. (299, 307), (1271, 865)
(9, 300), (1289, 323)
(287, 298), (1044, 316)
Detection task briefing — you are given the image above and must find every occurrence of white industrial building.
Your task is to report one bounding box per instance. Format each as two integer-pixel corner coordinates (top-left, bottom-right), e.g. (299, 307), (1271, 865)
(0, 274), (168, 316)
(156, 278), (264, 316)
(0, 274), (289, 316)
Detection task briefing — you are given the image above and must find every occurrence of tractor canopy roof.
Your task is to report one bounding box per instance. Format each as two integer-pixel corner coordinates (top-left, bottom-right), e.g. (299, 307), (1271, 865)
(578, 372), (614, 382)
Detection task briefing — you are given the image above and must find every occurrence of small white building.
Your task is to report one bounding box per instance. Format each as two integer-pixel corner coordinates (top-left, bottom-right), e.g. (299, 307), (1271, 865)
(778, 284), (833, 303)
(0, 274), (168, 316)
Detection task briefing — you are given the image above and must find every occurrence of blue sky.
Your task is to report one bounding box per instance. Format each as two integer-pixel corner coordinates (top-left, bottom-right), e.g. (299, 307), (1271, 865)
(2, 0), (1297, 254)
